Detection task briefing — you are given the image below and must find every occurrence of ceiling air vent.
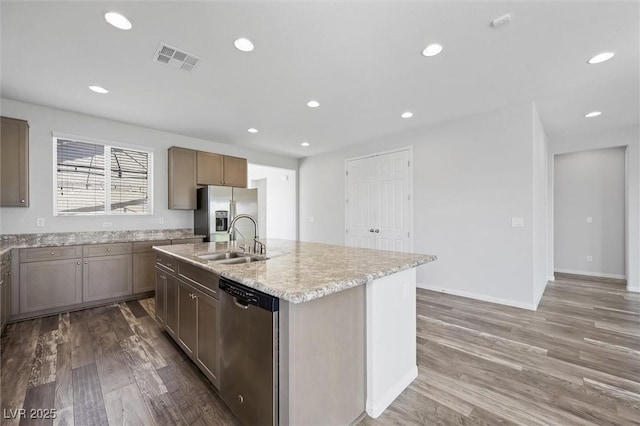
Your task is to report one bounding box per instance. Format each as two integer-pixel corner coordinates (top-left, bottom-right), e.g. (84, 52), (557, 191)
(153, 43), (200, 72)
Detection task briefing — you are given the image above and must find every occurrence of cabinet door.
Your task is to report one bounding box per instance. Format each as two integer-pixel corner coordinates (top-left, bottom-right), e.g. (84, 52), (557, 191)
(155, 269), (166, 325)
(223, 155), (247, 188)
(2, 267), (11, 328)
(83, 254), (132, 302)
(178, 281), (197, 356)
(197, 151), (224, 185)
(168, 147), (197, 209)
(165, 274), (179, 337)
(195, 289), (219, 387)
(1, 116), (29, 207)
(20, 259), (82, 313)
(133, 252), (156, 293)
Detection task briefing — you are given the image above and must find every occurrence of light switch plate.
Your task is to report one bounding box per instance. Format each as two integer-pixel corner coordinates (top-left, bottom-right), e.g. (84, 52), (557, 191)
(159, 217), (165, 224)
(36, 218), (45, 227)
(587, 217), (593, 223)
(102, 222), (113, 228)
(587, 255), (593, 262)
(511, 217), (524, 227)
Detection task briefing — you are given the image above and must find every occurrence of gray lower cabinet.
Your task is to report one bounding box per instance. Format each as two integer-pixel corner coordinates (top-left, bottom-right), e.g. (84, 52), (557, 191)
(165, 274), (179, 337)
(83, 254), (132, 302)
(178, 281), (197, 356)
(134, 251), (157, 293)
(20, 258), (82, 313)
(156, 255), (220, 388)
(155, 269), (167, 325)
(1, 252), (12, 332)
(195, 286), (219, 385)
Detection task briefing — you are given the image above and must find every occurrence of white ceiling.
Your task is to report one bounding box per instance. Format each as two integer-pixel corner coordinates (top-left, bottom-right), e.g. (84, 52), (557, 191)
(1, 1), (638, 159)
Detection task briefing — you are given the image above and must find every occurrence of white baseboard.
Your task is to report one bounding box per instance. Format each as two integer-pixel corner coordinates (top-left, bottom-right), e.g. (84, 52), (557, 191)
(417, 283), (536, 311)
(554, 269), (626, 280)
(547, 275), (555, 282)
(366, 366), (417, 418)
(627, 285), (640, 293)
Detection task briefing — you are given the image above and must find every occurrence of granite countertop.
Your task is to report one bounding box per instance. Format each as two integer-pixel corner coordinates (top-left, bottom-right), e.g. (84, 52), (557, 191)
(0, 229), (205, 256)
(153, 239), (437, 304)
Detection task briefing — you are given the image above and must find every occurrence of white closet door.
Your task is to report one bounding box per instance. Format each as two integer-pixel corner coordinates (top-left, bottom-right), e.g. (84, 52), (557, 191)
(346, 156), (377, 249)
(376, 150), (411, 252)
(346, 149), (412, 252)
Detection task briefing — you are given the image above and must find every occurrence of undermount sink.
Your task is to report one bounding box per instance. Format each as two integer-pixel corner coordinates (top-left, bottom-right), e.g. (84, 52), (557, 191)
(196, 251), (246, 261)
(196, 251), (267, 264)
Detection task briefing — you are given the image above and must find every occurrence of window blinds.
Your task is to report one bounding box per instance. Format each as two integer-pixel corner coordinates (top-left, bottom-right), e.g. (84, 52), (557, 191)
(55, 139), (152, 215)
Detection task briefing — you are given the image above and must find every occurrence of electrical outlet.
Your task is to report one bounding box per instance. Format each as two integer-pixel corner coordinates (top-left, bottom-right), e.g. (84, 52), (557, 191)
(309, 216), (315, 223)
(587, 255), (593, 262)
(36, 218), (45, 227)
(159, 217), (165, 224)
(511, 217), (524, 227)
(102, 222), (113, 228)
(587, 217), (593, 223)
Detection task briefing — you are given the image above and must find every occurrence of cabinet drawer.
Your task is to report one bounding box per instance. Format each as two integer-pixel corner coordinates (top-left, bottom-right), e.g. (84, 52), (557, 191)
(83, 242), (132, 257)
(171, 238), (203, 245)
(20, 246), (81, 262)
(133, 240), (171, 253)
(156, 254), (177, 273)
(178, 261), (219, 299)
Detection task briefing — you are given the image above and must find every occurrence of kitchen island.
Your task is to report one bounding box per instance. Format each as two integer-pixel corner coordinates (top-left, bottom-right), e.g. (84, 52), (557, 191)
(153, 239), (436, 425)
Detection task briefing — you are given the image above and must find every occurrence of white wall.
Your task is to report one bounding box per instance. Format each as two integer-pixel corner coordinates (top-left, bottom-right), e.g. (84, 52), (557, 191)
(550, 124), (639, 292)
(248, 164), (297, 240)
(300, 103), (543, 309)
(532, 106), (550, 306)
(554, 147), (626, 278)
(0, 98), (297, 234)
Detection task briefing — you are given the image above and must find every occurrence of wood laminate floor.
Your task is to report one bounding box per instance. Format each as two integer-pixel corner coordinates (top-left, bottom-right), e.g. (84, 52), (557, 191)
(1, 276), (638, 425)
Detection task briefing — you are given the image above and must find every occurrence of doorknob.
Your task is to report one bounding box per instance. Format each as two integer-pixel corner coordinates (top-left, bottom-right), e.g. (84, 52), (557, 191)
(375, 229), (380, 233)
(369, 228), (374, 233)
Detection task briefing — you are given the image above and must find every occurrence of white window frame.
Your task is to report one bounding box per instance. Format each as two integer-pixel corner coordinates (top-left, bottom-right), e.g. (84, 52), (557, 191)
(52, 135), (154, 216)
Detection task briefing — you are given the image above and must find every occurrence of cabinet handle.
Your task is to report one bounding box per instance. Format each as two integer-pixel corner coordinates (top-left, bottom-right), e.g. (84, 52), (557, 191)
(369, 228), (374, 233)
(106, 248), (111, 252)
(375, 229), (380, 233)
(84, 261), (88, 265)
(77, 261), (80, 265)
(50, 252), (55, 255)
(7, 272), (10, 276)
(21, 200), (25, 203)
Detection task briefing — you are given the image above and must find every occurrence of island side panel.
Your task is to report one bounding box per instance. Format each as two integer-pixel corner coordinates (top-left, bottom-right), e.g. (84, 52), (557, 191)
(279, 284), (366, 425)
(366, 267), (418, 417)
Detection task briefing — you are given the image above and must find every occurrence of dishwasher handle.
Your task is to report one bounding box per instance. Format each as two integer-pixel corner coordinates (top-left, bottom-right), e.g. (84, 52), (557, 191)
(233, 297), (250, 309)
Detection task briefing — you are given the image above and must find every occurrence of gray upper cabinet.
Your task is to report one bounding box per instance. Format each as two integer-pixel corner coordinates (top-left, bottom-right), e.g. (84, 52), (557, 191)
(222, 155), (247, 188)
(1, 116), (29, 207)
(168, 146), (197, 209)
(197, 151), (224, 185)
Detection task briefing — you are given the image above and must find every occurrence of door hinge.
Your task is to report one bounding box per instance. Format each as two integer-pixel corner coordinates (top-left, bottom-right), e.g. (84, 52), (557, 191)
(408, 160), (411, 167)
(345, 198), (349, 204)
(346, 170), (349, 176)
(408, 232), (410, 238)
(408, 195), (411, 201)
(346, 229), (349, 234)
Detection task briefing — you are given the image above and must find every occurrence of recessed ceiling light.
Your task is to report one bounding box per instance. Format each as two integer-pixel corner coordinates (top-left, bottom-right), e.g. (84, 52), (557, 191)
(422, 43), (443, 57)
(104, 12), (132, 30)
(588, 52), (615, 64)
(585, 111), (602, 118)
(490, 13), (512, 28)
(247, 128), (258, 133)
(301, 142), (310, 147)
(89, 85), (109, 94)
(401, 111), (414, 119)
(307, 100), (320, 108)
(234, 38), (254, 52)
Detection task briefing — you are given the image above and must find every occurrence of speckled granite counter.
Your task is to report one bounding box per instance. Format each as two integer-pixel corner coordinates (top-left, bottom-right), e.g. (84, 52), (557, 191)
(0, 229), (204, 256)
(153, 239), (436, 304)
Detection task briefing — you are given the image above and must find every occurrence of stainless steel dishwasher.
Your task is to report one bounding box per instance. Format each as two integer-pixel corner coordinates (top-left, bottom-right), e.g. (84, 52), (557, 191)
(219, 277), (279, 426)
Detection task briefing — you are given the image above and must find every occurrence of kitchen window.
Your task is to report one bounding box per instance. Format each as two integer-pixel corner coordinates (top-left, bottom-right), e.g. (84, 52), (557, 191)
(54, 137), (153, 215)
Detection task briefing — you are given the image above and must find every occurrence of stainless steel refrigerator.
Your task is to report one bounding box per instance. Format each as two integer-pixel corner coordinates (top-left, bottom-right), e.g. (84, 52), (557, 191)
(194, 186), (259, 243)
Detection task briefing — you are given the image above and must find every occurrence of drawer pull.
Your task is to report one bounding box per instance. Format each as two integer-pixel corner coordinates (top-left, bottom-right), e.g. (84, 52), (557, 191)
(84, 261), (88, 265)
(51, 252), (55, 255)
(107, 248), (111, 252)
(77, 261), (81, 265)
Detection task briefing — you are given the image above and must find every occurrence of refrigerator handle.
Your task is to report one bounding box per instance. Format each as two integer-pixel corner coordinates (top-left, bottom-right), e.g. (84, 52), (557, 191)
(229, 199), (236, 241)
